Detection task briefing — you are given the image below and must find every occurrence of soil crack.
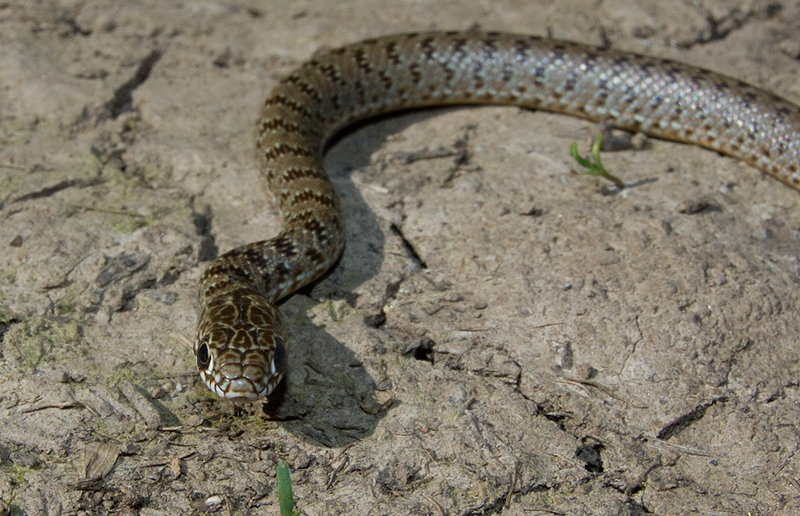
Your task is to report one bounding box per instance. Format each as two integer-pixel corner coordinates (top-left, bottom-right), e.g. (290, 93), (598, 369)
(389, 222), (428, 269)
(105, 50), (162, 119)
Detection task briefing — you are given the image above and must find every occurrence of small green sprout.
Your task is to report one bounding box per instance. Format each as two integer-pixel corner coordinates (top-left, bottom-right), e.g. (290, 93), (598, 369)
(277, 460), (301, 516)
(570, 133), (625, 188)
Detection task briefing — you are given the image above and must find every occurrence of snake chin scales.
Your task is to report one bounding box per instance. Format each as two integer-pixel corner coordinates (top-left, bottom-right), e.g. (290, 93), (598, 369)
(193, 30), (800, 401)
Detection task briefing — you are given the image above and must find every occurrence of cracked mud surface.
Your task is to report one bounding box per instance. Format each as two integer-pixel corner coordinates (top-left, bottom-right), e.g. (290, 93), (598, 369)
(2, 0), (800, 514)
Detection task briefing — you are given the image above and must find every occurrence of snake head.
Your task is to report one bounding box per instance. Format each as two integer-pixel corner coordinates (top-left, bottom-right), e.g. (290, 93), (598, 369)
(194, 290), (288, 401)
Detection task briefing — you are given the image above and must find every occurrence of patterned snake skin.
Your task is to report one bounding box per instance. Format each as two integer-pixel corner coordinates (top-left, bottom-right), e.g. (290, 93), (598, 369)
(193, 31), (800, 401)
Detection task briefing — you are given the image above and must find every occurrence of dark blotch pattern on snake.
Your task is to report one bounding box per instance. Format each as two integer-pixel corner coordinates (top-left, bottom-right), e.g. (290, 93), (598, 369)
(193, 31), (800, 401)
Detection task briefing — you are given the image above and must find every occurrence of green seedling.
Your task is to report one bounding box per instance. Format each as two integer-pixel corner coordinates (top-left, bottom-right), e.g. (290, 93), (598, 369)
(570, 133), (625, 188)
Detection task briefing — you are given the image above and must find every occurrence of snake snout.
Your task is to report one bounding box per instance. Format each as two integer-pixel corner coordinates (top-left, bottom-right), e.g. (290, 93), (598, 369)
(226, 377), (266, 401)
(211, 347), (280, 401)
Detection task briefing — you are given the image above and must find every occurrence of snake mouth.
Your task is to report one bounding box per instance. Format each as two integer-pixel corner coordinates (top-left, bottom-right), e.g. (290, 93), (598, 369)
(199, 353), (284, 401)
(223, 380), (269, 401)
(200, 372), (279, 401)
(223, 375), (282, 401)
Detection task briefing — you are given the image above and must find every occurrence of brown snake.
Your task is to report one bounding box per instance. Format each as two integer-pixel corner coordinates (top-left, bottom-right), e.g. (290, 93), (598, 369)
(193, 31), (800, 401)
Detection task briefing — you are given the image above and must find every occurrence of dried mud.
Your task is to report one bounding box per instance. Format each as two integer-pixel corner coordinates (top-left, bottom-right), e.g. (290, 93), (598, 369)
(1, 0), (800, 515)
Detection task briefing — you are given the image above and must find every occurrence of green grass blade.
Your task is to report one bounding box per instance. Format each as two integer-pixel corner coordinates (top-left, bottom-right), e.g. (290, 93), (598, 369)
(277, 460), (299, 516)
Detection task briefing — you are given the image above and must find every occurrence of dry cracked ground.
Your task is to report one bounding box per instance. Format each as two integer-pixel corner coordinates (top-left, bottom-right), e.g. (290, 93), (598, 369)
(2, 0), (800, 515)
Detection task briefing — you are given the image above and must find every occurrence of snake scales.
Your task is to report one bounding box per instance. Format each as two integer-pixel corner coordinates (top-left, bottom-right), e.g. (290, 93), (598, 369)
(193, 31), (800, 401)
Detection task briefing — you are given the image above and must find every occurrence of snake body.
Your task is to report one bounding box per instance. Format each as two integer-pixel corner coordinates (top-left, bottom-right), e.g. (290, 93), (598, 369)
(193, 31), (800, 401)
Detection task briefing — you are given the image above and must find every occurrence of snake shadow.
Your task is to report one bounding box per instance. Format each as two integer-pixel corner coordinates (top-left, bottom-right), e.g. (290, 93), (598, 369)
(259, 109), (454, 448)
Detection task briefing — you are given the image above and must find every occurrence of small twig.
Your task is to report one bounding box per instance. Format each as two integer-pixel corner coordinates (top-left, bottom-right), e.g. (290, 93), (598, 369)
(651, 437), (714, 457)
(0, 163), (28, 171)
(21, 400), (84, 413)
(170, 332), (195, 350)
(422, 493), (446, 516)
(556, 377), (648, 409)
(66, 203), (147, 217)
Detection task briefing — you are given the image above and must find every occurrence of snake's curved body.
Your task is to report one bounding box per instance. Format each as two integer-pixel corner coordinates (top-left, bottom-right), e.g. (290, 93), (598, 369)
(193, 31), (800, 401)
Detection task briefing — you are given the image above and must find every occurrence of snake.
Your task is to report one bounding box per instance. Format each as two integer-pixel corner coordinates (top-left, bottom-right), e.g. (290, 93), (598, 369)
(192, 30), (800, 401)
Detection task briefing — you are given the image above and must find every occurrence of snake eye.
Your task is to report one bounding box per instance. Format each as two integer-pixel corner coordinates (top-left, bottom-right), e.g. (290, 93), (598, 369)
(197, 339), (211, 368)
(272, 338), (287, 375)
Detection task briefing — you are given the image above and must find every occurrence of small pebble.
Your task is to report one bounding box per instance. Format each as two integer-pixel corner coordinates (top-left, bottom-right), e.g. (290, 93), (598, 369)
(204, 495), (223, 512)
(575, 363), (597, 380)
